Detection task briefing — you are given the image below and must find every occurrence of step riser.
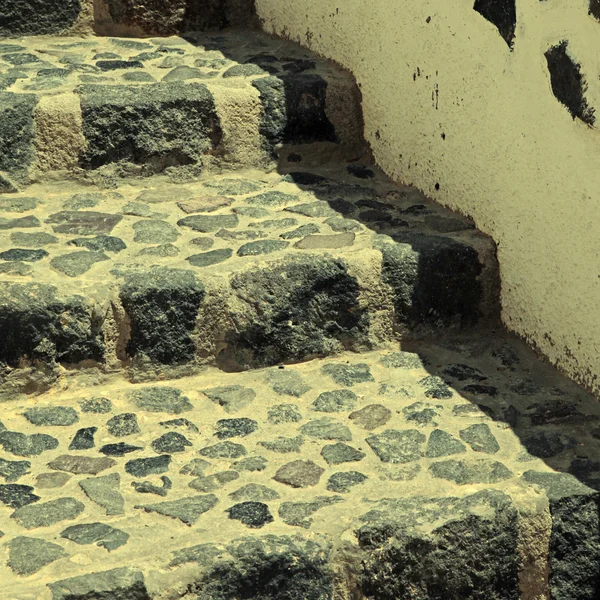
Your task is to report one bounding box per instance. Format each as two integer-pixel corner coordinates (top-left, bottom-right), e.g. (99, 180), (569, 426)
(0, 240), (498, 395)
(1, 74), (364, 184)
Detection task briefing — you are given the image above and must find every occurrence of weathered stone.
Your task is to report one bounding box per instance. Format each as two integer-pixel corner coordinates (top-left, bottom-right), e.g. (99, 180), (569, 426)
(23, 406), (79, 426)
(216, 228), (264, 241)
(180, 458), (212, 476)
(178, 195), (232, 214)
(0, 458), (31, 482)
(245, 191), (298, 206)
(136, 187), (194, 205)
(313, 389), (357, 412)
(321, 363), (374, 386)
(204, 178), (262, 196)
(268, 404), (302, 424)
(120, 267), (205, 364)
(267, 369), (311, 397)
(295, 232), (355, 250)
(425, 430), (466, 458)
(227, 501), (274, 528)
(0, 92), (36, 176)
(224, 63), (269, 78)
(215, 418), (258, 439)
(299, 418), (352, 441)
(67, 426), (96, 450)
(0, 261), (31, 275)
(273, 460), (324, 488)
(151, 432), (192, 453)
(202, 385), (256, 413)
(0, 0), (81, 35)
(46, 211), (122, 235)
(79, 83), (222, 169)
(48, 455), (116, 475)
(418, 375), (454, 399)
(430, 459), (513, 484)
(199, 441), (247, 459)
(229, 483), (280, 502)
(380, 351), (425, 369)
(51, 251), (110, 277)
(107, 413), (140, 437)
(281, 223), (320, 239)
(460, 424), (501, 454)
(11, 497), (85, 529)
(7, 537), (66, 576)
(35, 472), (70, 489)
(237, 239), (289, 256)
(366, 429), (426, 463)
(187, 248), (233, 267)
(61, 522), (129, 551)
(128, 386), (193, 414)
(97, 59), (144, 71)
(279, 496), (343, 528)
(259, 435), (305, 453)
(100, 443), (143, 457)
(11, 231), (58, 247)
(327, 471), (368, 493)
(233, 456), (268, 472)
(402, 402), (441, 427)
(0, 248), (48, 262)
(162, 66), (206, 82)
(79, 397), (112, 413)
(159, 417), (199, 433)
(178, 213), (238, 232)
(0, 431), (59, 457)
(325, 216), (362, 232)
(190, 236), (214, 250)
(69, 235), (127, 253)
(189, 471), (239, 492)
(285, 201), (337, 218)
(169, 542), (223, 567)
(125, 455), (171, 477)
(249, 218), (299, 231)
(234, 206), (270, 218)
(135, 494), (218, 526)
(522, 431), (575, 459)
(321, 442), (366, 465)
(0, 215), (40, 229)
(48, 568), (149, 600)
(79, 473), (124, 515)
(0, 483), (39, 508)
(133, 219), (180, 244)
(132, 475), (172, 496)
(349, 404), (392, 430)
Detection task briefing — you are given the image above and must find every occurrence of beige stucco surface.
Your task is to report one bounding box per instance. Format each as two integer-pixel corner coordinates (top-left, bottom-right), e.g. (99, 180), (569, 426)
(254, 0), (600, 395)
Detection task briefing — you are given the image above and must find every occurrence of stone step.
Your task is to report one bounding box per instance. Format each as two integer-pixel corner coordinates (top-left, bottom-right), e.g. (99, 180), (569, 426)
(0, 29), (366, 187)
(0, 334), (598, 599)
(0, 163), (498, 396)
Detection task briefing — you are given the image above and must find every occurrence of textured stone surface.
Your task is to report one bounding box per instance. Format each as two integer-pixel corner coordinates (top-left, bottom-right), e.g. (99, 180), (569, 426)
(23, 406), (79, 426)
(7, 536), (66, 575)
(366, 430), (425, 463)
(47, 455), (116, 475)
(11, 497), (85, 529)
(0, 92), (36, 176)
(273, 460), (324, 488)
(129, 386), (193, 414)
(48, 568), (149, 600)
(61, 522), (129, 552)
(135, 494), (218, 525)
(79, 473), (124, 515)
(0, 0), (81, 35)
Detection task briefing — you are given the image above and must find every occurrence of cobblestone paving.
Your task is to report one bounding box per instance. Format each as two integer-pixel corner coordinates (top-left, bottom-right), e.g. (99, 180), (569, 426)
(1, 330), (599, 598)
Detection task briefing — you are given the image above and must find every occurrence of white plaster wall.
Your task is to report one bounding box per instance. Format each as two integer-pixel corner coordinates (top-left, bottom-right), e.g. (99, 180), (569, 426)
(254, 0), (600, 395)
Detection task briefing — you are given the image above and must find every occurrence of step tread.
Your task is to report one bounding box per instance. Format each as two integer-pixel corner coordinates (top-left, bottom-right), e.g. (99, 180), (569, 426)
(0, 333), (597, 598)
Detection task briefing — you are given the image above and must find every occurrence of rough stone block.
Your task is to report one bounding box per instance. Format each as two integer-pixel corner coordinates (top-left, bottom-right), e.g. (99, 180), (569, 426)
(0, 0), (81, 36)
(0, 92), (37, 177)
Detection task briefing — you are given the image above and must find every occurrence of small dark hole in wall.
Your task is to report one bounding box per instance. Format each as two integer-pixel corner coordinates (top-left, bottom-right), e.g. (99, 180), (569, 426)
(473, 0), (516, 49)
(435, 183), (440, 191)
(590, 0), (600, 21)
(544, 41), (595, 126)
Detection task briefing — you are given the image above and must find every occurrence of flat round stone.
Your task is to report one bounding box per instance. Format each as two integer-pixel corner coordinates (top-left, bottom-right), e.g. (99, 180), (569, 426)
(237, 239), (288, 256)
(186, 248), (233, 267)
(313, 390), (357, 412)
(349, 404), (392, 430)
(133, 220), (180, 244)
(22, 407), (78, 426)
(273, 460), (324, 488)
(0, 248), (48, 262)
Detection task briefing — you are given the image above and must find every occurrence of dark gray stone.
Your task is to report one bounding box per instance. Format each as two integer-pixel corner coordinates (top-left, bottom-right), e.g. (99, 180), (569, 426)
(237, 239), (289, 256)
(50, 251), (110, 277)
(151, 432), (192, 453)
(61, 522), (129, 551)
(0, 458), (31, 482)
(0, 215), (40, 229)
(159, 418), (199, 433)
(234, 206), (270, 218)
(429, 459), (513, 484)
(0, 483), (39, 508)
(224, 64), (269, 78)
(268, 404), (302, 424)
(120, 267), (204, 364)
(100, 442), (143, 456)
(313, 389), (357, 412)
(321, 442), (366, 465)
(0, 248), (48, 262)
(189, 471), (239, 492)
(46, 211), (122, 234)
(0, 260), (31, 275)
(11, 231), (58, 247)
(190, 236), (215, 250)
(425, 430), (466, 458)
(229, 483), (280, 502)
(266, 369), (311, 397)
(7, 536), (66, 576)
(133, 219), (180, 243)
(402, 402), (441, 427)
(36, 472), (70, 488)
(0, 431), (59, 457)
(523, 431), (576, 459)
(125, 455), (171, 477)
(139, 243), (180, 257)
(202, 385), (256, 413)
(279, 496), (343, 528)
(23, 406), (78, 426)
(132, 475), (172, 497)
(327, 471), (368, 493)
(273, 460), (324, 488)
(48, 568), (149, 600)
(135, 494), (218, 526)
(180, 458), (212, 476)
(79, 473), (124, 515)
(366, 429), (426, 463)
(248, 217), (299, 230)
(47, 455), (116, 475)
(225, 255), (366, 367)
(215, 418), (258, 439)
(0, 92), (36, 176)
(258, 435), (304, 453)
(11, 497), (85, 529)
(97, 60), (144, 71)
(321, 363), (374, 386)
(285, 202), (337, 218)
(199, 441), (247, 459)
(378, 232), (484, 329)
(325, 217), (362, 232)
(299, 418), (352, 441)
(418, 375), (454, 399)
(380, 351), (425, 369)
(128, 386), (193, 414)
(68, 235), (127, 253)
(107, 413), (140, 437)
(0, 0), (81, 35)
(233, 456), (268, 472)
(79, 397), (112, 413)
(227, 501), (273, 528)
(349, 404), (392, 430)
(245, 191), (298, 206)
(178, 213), (238, 233)
(186, 248), (232, 267)
(460, 424), (501, 454)
(0, 196), (37, 212)
(79, 83), (222, 169)
(281, 223), (320, 239)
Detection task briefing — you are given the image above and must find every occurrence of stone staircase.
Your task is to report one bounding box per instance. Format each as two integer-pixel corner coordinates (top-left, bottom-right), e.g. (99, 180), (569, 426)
(0, 18), (598, 600)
